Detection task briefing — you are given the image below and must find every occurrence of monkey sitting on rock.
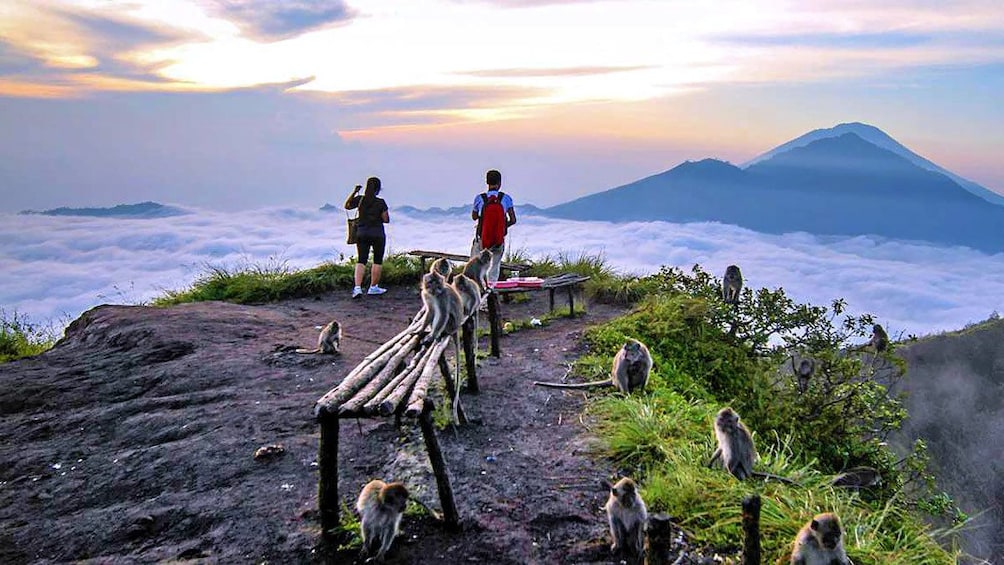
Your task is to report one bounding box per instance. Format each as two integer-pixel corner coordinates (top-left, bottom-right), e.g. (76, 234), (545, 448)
(295, 320), (341, 355)
(534, 339), (652, 393)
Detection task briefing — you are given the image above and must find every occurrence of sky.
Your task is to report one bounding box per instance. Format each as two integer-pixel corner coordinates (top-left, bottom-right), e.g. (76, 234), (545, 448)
(0, 0), (1002, 211)
(3, 207), (1003, 341)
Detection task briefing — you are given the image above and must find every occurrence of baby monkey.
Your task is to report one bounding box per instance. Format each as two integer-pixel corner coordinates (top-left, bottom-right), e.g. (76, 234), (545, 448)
(356, 480), (410, 562)
(790, 512), (852, 565)
(603, 477), (648, 560)
(295, 320), (341, 355)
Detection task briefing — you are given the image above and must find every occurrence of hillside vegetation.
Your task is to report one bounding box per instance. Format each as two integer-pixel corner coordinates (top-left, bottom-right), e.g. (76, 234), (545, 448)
(574, 265), (960, 563)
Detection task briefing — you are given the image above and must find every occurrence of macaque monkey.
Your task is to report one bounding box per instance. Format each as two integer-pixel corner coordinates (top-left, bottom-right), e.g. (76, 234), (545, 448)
(793, 357), (815, 394)
(790, 512), (852, 565)
(419, 271), (464, 423)
(708, 407), (799, 484)
(722, 265), (743, 305)
(534, 339), (652, 393)
(830, 467), (881, 492)
(868, 324), (888, 354)
(603, 477), (648, 560)
(356, 480), (410, 562)
(430, 257), (452, 281)
(709, 407), (756, 480)
(295, 320), (341, 354)
(420, 272), (462, 345)
(462, 248), (493, 293)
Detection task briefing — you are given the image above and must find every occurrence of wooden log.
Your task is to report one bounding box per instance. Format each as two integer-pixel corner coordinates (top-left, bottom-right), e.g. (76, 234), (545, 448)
(318, 413), (339, 540)
(403, 338), (451, 417)
(380, 338), (447, 416)
(338, 335), (421, 416)
(314, 323), (421, 416)
(418, 399), (460, 530)
(742, 494), (762, 565)
(461, 318), (478, 394)
(364, 357), (420, 416)
(487, 292), (501, 358)
(567, 285), (575, 318)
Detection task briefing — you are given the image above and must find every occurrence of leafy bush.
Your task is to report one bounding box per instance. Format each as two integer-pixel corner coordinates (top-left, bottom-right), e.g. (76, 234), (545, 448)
(0, 309), (56, 363)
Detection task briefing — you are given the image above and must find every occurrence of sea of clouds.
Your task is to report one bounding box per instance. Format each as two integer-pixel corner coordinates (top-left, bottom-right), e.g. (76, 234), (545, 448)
(3, 206), (1003, 339)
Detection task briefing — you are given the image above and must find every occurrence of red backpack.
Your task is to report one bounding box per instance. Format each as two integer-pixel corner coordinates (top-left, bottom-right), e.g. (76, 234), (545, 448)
(478, 191), (507, 249)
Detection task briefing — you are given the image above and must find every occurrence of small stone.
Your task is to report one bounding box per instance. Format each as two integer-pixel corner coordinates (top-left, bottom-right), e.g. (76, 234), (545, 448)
(254, 444), (286, 461)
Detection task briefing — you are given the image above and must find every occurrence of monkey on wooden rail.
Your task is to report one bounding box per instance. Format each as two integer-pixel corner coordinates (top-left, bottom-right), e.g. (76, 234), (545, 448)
(295, 320), (341, 355)
(419, 270), (464, 423)
(356, 479), (410, 563)
(534, 339), (652, 393)
(462, 248), (492, 294)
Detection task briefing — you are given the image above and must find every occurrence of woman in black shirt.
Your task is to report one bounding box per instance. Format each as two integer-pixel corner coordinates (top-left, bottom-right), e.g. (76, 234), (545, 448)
(344, 176), (390, 297)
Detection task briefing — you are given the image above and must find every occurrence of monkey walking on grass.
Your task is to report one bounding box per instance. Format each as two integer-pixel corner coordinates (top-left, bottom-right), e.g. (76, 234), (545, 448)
(708, 407), (799, 485)
(534, 339), (652, 393)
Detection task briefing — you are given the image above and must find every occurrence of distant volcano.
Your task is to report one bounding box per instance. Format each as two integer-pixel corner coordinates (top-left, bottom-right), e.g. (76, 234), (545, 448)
(544, 124), (1004, 252)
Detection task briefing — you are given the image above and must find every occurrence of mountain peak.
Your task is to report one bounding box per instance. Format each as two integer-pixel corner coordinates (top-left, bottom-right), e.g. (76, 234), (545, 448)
(744, 123), (1004, 205)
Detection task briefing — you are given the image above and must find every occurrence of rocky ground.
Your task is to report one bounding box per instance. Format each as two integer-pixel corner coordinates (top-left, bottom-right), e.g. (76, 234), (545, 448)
(0, 285), (712, 564)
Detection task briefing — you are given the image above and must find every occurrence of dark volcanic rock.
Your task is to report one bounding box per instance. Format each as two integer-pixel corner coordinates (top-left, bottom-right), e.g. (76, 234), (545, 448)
(0, 289), (707, 563)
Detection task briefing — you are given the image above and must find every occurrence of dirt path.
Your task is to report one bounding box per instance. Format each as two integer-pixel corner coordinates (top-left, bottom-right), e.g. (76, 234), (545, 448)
(0, 285), (635, 564)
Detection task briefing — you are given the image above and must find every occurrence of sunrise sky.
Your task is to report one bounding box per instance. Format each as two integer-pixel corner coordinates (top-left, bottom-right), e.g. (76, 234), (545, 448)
(1, 0), (1002, 210)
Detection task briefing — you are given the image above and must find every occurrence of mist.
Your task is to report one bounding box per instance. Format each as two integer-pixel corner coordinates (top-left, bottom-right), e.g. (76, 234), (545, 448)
(2, 206), (1003, 338)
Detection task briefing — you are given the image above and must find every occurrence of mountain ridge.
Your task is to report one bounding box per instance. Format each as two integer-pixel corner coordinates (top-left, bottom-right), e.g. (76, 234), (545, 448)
(544, 125), (1004, 252)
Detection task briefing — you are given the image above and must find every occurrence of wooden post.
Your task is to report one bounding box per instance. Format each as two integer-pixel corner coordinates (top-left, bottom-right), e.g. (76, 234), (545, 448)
(646, 513), (675, 565)
(567, 285), (575, 318)
(419, 256), (427, 272)
(487, 292), (501, 358)
(438, 354), (467, 425)
(461, 318), (478, 394)
(548, 288), (555, 313)
(419, 400), (460, 530)
(742, 494), (762, 565)
(318, 413), (340, 541)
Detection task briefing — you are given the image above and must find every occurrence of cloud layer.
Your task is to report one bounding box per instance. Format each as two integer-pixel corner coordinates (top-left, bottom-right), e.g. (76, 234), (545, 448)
(3, 207), (1003, 340)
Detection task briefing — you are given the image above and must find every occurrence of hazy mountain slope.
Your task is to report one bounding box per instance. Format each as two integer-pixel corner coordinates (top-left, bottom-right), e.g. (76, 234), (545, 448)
(895, 319), (1004, 562)
(18, 201), (187, 218)
(743, 122), (1004, 206)
(544, 132), (1004, 252)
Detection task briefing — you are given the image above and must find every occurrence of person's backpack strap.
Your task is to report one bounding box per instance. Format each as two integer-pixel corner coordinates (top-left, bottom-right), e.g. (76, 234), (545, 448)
(476, 192), (489, 235)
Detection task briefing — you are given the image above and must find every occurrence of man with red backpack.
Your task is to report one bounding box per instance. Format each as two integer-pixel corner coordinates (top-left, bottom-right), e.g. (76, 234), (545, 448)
(471, 169), (517, 284)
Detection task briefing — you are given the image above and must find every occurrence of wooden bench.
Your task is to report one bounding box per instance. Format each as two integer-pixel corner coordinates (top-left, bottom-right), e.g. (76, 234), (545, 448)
(492, 273), (591, 318)
(314, 303), (486, 538)
(407, 249), (530, 277)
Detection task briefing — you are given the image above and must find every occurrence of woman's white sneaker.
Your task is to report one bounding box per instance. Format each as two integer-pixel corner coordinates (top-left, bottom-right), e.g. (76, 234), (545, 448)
(367, 285), (387, 295)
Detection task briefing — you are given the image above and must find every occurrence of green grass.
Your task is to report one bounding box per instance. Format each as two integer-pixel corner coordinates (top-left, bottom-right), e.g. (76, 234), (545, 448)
(0, 309), (56, 363)
(574, 267), (960, 563)
(154, 254), (425, 306)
